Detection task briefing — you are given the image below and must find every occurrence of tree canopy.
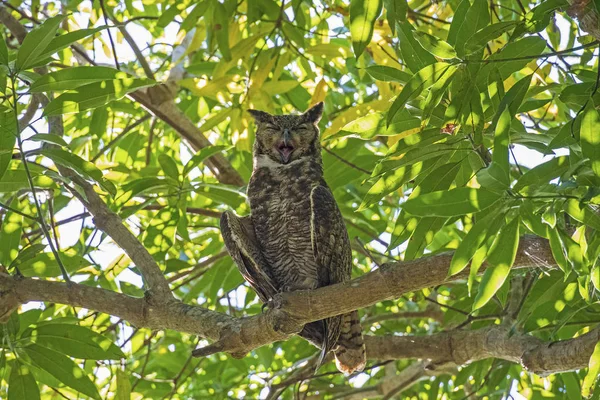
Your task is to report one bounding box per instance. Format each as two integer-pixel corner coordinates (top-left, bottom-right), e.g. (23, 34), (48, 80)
(1, 0), (600, 398)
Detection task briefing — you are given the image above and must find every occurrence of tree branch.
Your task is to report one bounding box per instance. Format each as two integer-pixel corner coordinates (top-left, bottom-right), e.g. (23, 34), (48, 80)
(191, 236), (553, 358)
(0, 236), (593, 377)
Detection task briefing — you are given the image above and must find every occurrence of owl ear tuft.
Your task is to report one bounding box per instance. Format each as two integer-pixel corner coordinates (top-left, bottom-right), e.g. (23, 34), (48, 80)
(247, 109), (274, 124)
(303, 102), (324, 124)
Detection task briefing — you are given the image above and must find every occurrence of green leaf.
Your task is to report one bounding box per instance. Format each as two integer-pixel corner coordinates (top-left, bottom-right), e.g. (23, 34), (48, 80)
(30, 66), (123, 92)
(35, 27), (106, 62)
(26, 323), (124, 360)
(0, 201), (23, 267)
(548, 227), (569, 274)
(17, 252), (90, 277)
(38, 148), (116, 195)
(562, 373), (583, 400)
(402, 187), (501, 217)
(43, 78), (156, 116)
(477, 163), (510, 192)
(387, 62), (456, 124)
(493, 106), (511, 171)
(0, 169), (56, 193)
(183, 145), (229, 175)
(564, 199), (600, 231)
(581, 103), (600, 178)
(350, 0), (383, 58)
(449, 210), (503, 276)
(413, 32), (457, 59)
(583, 341), (600, 397)
(513, 156), (569, 192)
(465, 22), (517, 54)
(24, 344), (101, 400)
(473, 217), (520, 310)
(15, 14), (66, 71)
(396, 21), (436, 72)
(0, 33), (8, 66)
(366, 65), (412, 83)
(8, 361), (40, 400)
(158, 154), (180, 181)
(383, 0), (407, 33)
(213, 3), (232, 61)
(491, 74), (532, 130)
(28, 133), (68, 147)
(115, 369), (132, 400)
(454, 0), (490, 57)
(8, 243), (46, 270)
(0, 110), (17, 180)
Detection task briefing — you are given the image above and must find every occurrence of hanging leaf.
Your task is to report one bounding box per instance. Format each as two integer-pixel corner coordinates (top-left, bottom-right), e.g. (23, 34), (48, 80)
(349, 0), (383, 58)
(8, 361), (40, 400)
(582, 341), (600, 397)
(473, 216), (520, 310)
(115, 369), (132, 400)
(25, 323), (124, 360)
(15, 14), (66, 71)
(35, 27), (106, 62)
(0, 202), (23, 268)
(0, 110), (16, 181)
(24, 344), (101, 400)
(387, 62), (457, 124)
(449, 210), (503, 276)
(581, 103), (600, 178)
(0, 33), (8, 66)
(38, 148), (116, 195)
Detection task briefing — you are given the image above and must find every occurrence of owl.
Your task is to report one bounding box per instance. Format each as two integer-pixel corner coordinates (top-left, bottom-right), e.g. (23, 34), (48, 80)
(220, 102), (366, 375)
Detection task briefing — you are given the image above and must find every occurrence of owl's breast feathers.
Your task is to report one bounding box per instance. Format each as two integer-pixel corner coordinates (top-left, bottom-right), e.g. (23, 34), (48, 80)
(247, 157), (326, 291)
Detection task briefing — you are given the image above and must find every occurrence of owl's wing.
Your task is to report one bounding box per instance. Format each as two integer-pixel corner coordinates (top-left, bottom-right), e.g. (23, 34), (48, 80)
(220, 211), (278, 303)
(309, 185), (352, 358)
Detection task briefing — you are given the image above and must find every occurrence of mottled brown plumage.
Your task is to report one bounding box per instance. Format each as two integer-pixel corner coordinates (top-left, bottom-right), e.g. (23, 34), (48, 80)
(220, 102), (366, 375)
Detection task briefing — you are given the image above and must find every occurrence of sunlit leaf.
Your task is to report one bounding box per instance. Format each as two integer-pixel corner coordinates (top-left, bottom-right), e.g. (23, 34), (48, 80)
(8, 361), (40, 400)
(403, 187), (501, 217)
(15, 15), (65, 71)
(582, 341), (600, 397)
(581, 103), (600, 178)
(24, 344), (100, 400)
(349, 0), (383, 58)
(473, 216), (520, 310)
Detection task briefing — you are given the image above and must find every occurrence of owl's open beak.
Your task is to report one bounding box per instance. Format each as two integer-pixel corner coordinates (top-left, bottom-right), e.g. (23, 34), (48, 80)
(277, 141), (294, 163)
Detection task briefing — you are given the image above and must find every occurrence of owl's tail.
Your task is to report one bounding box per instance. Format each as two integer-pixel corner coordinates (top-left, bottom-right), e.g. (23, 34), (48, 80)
(333, 310), (366, 375)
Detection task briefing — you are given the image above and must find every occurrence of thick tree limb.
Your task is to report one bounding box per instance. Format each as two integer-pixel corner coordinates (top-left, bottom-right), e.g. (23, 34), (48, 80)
(191, 235), (553, 358)
(365, 325), (600, 376)
(0, 235), (595, 376)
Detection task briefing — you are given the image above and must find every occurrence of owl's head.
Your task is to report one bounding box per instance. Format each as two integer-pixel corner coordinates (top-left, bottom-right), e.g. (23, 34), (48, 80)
(248, 102), (323, 165)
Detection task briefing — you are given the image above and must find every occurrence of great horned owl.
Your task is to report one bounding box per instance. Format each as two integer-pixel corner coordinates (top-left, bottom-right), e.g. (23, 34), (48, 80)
(220, 102), (366, 375)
